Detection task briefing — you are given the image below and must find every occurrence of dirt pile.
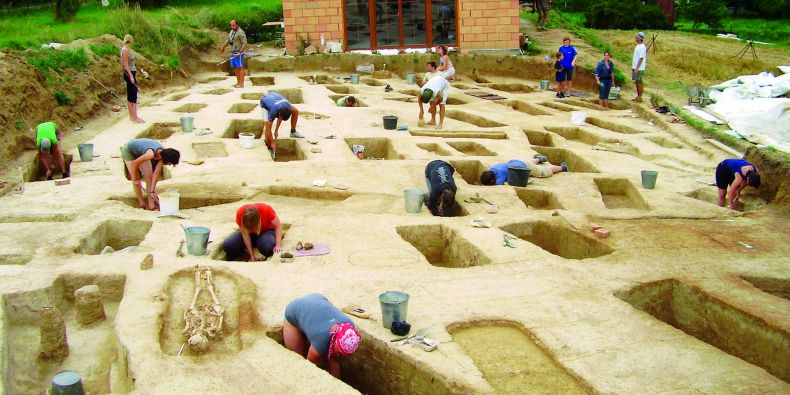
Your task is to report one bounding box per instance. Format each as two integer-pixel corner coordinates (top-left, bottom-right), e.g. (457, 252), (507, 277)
(745, 146), (790, 205)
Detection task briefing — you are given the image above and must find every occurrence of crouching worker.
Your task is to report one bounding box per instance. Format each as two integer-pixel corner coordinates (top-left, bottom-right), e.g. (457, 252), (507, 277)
(480, 158), (568, 185)
(336, 95), (357, 107)
(222, 202), (283, 261)
(260, 92), (303, 160)
(716, 158), (760, 210)
(36, 121), (68, 180)
(425, 159), (458, 217)
(284, 293), (361, 378)
(122, 138), (180, 210)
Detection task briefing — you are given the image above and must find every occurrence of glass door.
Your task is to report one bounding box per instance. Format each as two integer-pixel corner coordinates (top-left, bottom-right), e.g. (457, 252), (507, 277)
(374, 0), (400, 47)
(401, 0), (427, 46)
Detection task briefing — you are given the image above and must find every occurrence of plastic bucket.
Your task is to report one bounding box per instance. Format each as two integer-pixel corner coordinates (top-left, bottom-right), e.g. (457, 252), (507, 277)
(352, 144), (365, 159)
(641, 170), (658, 189)
(379, 291), (409, 329)
(405, 73), (416, 84)
(507, 166), (530, 187)
(404, 188), (424, 213)
(350, 74), (360, 84)
(158, 191), (179, 216)
(383, 115), (398, 130)
(540, 80), (550, 90)
(239, 133), (255, 149)
(180, 116), (194, 133)
(608, 86), (620, 100)
(571, 111), (587, 125)
(184, 226), (210, 256)
(51, 370), (85, 395)
(77, 143), (93, 162)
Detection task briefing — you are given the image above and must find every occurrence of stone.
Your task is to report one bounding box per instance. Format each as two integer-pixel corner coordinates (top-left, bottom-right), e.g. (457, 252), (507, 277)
(140, 253), (154, 270)
(594, 228), (611, 238)
(54, 179), (70, 186)
(75, 284), (106, 325)
(39, 306), (69, 361)
(591, 223), (603, 231)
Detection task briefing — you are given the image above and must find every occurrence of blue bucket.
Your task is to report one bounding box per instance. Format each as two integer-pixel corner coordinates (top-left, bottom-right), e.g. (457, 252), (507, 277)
(51, 371), (85, 395)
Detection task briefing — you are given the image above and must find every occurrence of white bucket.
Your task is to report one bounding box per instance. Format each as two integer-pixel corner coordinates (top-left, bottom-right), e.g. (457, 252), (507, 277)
(239, 133), (255, 149)
(159, 191), (179, 216)
(571, 111), (587, 125)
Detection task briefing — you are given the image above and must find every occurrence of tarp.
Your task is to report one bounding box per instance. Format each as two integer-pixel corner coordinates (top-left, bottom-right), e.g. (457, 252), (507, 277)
(706, 67), (790, 153)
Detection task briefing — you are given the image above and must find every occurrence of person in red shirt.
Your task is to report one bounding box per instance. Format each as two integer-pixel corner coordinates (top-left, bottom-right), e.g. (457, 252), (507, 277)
(222, 203), (283, 261)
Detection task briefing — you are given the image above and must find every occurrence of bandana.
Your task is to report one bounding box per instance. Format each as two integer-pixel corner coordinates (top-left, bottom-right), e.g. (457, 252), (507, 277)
(328, 322), (360, 359)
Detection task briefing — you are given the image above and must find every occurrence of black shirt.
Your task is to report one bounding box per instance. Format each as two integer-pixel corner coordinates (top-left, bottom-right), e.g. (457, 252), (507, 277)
(425, 160), (457, 216)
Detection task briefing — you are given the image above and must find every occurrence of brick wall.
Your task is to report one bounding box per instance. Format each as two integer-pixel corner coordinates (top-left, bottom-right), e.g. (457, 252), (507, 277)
(456, 0), (520, 52)
(283, 0), (344, 55)
(283, 0), (519, 54)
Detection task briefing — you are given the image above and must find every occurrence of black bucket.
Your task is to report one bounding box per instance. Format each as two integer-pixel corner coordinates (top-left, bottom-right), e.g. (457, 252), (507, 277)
(383, 115), (398, 130)
(507, 166), (530, 187)
(51, 371), (85, 395)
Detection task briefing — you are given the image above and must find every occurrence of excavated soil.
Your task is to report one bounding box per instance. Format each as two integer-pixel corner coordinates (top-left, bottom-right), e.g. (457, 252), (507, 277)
(2, 50), (789, 395)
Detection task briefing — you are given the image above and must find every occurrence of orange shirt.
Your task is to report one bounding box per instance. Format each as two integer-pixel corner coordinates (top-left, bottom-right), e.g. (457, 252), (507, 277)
(235, 203), (276, 231)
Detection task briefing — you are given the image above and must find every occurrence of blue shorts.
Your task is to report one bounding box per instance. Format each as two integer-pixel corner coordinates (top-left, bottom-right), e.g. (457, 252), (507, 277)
(230, 53), (244, 69)
(555, 71), (566, 82)
(598, 80), (612, 99)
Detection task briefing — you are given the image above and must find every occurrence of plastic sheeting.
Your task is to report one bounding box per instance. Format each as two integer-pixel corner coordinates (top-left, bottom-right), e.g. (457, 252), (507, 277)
(706, 67), (790, 153)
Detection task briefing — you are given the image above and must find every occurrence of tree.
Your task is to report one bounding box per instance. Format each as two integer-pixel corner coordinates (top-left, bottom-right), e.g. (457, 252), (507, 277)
(679, 0), (729, 29)
(124, 0), (169, 8)
(54, 0), (80, 22)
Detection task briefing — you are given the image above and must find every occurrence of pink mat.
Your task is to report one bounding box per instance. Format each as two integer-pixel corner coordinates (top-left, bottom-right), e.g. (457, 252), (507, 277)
(290, 243), (330, 257)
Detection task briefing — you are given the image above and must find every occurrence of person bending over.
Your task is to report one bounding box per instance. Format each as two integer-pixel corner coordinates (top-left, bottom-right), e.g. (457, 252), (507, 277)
(715, 158), (760, 210)
(336, 95), (357, 107)
(222, 202), (283, 261)
(35, 121), (68, 180)
(121, 138), (180, 210)
(418, 76), (450, 129)
(284, 293), (361, 378)
(260, 92), (303, 160)
(480, 158), (567, 185)
(425, 159), (458, 217)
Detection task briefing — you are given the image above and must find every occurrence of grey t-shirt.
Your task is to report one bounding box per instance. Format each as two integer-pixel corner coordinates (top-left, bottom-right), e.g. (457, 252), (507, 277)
(228, 28), (247, 53)
(285, 293), (354, 357)
(120, 46), (136, 71)
(126, 138), (163, 159)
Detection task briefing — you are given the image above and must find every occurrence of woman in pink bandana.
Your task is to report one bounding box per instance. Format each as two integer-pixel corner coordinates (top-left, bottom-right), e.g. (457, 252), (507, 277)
(284, 293), (361, 378)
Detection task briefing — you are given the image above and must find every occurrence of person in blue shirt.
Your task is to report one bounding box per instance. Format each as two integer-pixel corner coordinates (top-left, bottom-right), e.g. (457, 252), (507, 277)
(480, 158), (567, 185)
(558, 37), (577, 98)
(260, 92), (303, 160)
(594, 51), (617, 108)
(715, 158), (760, 210)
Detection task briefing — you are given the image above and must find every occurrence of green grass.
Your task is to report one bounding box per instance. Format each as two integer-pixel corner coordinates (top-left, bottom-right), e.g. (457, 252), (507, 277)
(27, 46), (90, 81)
(675, 17), (790, 47)
(89, 43), (118, 57)
(0, 0), (282, 61)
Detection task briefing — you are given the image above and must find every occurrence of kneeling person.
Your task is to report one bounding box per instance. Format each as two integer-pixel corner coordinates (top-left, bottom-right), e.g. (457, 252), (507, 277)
(480, 158), (567, 185)
(36, 121), (68, 180)
(284, 293), (360, 378)
(425, 159), (458, 217)
(222, 202), (283, 261)
(336, 95), (357, 107)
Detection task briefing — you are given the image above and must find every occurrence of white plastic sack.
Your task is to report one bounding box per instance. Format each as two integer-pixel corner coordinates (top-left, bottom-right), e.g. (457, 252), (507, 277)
(571, 111), (587, 125)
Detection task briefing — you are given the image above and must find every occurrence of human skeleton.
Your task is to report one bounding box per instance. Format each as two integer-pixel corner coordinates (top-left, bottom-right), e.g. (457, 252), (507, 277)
(182, 265), (225, 354)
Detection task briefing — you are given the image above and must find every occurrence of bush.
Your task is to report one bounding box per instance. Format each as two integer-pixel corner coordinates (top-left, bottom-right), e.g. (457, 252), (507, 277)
(123, 0), (168, 8)
(585, 0), (672, 30)
(89, 43), (119, 58)
(27, 47), (90, 80)
(54, 90), (72, 105)
(54, 0), (80, 22)
(680, 0), (729, 29)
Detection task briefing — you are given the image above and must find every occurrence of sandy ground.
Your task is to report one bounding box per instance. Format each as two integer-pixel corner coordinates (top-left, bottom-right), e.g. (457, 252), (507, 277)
(0, 61), (789, 394)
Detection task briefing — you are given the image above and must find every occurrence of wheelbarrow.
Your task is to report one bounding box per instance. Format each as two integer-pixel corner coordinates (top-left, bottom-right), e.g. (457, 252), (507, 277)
(679, 81), (713, 107)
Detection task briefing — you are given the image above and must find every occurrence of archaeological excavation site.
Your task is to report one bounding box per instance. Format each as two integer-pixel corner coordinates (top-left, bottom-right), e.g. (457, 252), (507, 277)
(1, 41), (789, 395)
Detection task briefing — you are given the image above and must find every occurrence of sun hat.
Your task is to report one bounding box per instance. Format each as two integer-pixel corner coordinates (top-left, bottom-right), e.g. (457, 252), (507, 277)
(328, 322), (360, 358)
(420, 89), (434, 103)
(637, 32), (646, 40)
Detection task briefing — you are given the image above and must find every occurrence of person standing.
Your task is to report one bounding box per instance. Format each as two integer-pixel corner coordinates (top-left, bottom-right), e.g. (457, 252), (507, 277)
(632, 32), (647, 103)
(553, 52), (565, 98)
(259, 92), (303, 160)
(557, 37), (577, 98)
(121, 138), (180, 210)
(535, 0), (550, 30)
(120, 35), (144, 123)
(222, 202), (283, 261)
(221, 20), (247, 88)
(594, 51), (617, 108)
(283, 293), (360, 378)
(35, 121), (68, 180)
(715, 159), (760, 210)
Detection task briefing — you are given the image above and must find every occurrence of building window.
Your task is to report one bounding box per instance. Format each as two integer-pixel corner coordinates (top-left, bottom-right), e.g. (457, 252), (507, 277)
(346, 1), (372, 49)
(344, 0), (456, 50)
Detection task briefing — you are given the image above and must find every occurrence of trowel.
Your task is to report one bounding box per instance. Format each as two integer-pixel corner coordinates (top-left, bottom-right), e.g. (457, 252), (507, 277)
(393, 327), (429, 345)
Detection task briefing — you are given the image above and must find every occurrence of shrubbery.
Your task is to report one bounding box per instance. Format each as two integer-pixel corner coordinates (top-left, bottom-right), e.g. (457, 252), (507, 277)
(54, 0), (80, 21)
(680, 0), (728, 29)
(585, 0), (672, 30)
(123, 0), (167, 8)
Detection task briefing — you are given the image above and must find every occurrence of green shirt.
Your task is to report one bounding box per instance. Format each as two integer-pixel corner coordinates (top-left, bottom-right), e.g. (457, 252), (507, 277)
(336, 96), (349, 106)
(36, 121), (58, 148)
